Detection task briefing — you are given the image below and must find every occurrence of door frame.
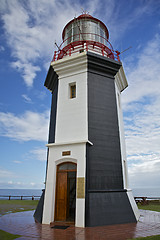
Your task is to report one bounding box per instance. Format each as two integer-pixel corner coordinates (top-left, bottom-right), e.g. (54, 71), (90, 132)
(54, 161), (77, 223)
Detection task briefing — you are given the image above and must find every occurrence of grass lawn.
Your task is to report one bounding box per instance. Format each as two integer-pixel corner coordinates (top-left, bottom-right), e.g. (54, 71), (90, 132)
(129, 235), (160, 240)
(0, 229), (21, 240)
(138, 200), (160, 212)
(0, 199), (38, 216)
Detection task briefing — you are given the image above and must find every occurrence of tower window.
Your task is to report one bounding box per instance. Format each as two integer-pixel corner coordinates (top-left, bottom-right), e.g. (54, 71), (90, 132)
(70, 83), (76, 98)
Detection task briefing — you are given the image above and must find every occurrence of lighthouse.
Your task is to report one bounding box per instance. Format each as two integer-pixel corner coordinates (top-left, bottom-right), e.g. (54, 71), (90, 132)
(35, 13), (139, 227)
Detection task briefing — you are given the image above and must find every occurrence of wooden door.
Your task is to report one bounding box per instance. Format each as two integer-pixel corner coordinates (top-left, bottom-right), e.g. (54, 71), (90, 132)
(55, 172), (67, 221)
(55, 162), (77, 222)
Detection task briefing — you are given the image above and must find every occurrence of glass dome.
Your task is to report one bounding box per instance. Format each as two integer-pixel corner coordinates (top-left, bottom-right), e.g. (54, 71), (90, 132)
(62, 14), (109, 47)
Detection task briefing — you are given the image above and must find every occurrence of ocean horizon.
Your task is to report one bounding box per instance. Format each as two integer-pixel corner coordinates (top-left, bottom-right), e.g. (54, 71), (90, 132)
(0, 189), (42, 200)
(0, 187), (160, 199)
(132, 187), (160, 198)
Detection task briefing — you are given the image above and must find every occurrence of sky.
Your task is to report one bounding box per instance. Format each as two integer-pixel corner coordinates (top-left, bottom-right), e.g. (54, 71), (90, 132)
(0, 0), (160, 190)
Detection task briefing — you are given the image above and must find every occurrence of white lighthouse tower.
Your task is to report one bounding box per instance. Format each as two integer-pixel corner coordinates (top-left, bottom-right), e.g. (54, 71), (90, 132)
(34, 13), (139, 227)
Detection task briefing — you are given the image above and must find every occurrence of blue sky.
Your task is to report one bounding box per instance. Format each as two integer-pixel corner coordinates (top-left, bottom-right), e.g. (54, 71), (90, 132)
(0, 0), (160, 189)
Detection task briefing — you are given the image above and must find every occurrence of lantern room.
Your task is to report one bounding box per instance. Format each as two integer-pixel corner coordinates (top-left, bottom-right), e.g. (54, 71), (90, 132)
(53, 14), (120, 61)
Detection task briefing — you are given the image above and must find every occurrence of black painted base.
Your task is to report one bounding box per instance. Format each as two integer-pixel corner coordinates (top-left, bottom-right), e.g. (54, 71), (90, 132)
(85, 190), (137, 227)
(34, 189), (45, 223)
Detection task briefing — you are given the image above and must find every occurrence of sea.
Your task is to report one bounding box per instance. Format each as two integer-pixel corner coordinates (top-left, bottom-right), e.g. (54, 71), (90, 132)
(0, 189), (42, 200)
(0, 188), (160, 200)
(132, 188), (160, 198)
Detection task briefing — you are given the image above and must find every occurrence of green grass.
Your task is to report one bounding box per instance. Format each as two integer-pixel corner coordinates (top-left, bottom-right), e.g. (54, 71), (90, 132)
(0, 229), (21, 240)
(129, 235), (160, 240)
(137, 200), (160, 212)
(0, 199), (38, 216)
(0, 199), (38, 206)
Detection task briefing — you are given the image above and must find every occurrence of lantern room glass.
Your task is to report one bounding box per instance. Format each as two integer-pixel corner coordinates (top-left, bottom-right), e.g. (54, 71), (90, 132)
(63, 19), (108, 47)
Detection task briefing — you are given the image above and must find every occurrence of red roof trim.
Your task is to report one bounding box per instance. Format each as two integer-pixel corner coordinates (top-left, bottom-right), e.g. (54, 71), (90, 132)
(62, 14), (109, 40)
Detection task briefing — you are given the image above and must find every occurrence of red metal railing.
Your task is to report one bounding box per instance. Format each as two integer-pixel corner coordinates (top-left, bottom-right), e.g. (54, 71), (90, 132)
(52, 33), (120, 62)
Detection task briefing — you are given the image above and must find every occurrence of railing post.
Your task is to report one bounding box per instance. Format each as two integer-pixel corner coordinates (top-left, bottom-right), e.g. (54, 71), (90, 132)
(86, 42), (88, 51)
(115, 50), (120, 62)
(57, 50), (61, 60)
(53, 51), (57, 61)
(102, 47), (104, 56)
(69, 45), (71, 56)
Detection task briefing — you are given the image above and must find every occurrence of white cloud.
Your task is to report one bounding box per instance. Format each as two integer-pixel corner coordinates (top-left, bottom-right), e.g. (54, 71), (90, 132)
(90, 0), (160, 44)
(1, 0), (82, 87)
(125, 105), (160, 156)
(8, 180), (13, 184)
(34, 90), (47, 101)
(22, 94), (32, 103)
(0, 110), (50, 142)
(0, 45), (5, 52)
(126, 105), (160, 188)
(12, 61), (40, 87)
(13, 160), (22, 164)
(122, 34), (160, 107)
(0, 165), (45, 189)
(122, 34), (160, 188)
(30, 182), (36, 186)
(128, 158), (160, 188)
(30, 148), (47, 161)
(0, 168), (15, 179)
(0, 180), (44, 189)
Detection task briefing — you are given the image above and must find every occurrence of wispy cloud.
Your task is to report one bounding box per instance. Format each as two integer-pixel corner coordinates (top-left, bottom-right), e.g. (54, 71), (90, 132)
(0, 45), (5, 52)
(11, 61), (40, 87)
(0, 180), (44, 189)
(123, 34), (160, 107)
(22, 94), (32, 103)
(90, 0), (160, 44)
(126, 102), (160, 188)
(30, 148), (47, 161)
(13, 160), (22, 164)
(128, 157), (160, 188)
(34, 90), (47, 101)
(0, 168), (15, 179)
(0, 110), (50, 142)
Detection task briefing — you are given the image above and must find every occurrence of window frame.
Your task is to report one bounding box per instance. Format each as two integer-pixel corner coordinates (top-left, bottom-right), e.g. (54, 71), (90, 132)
(69, 82), (76, 99)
